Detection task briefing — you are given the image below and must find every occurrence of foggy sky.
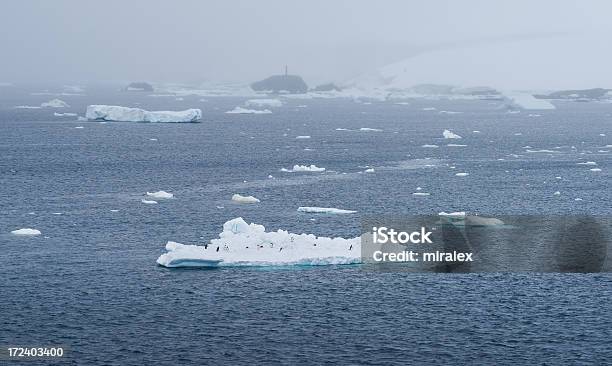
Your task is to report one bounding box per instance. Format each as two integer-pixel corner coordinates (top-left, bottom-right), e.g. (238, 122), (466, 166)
(1, 0), (611, 88)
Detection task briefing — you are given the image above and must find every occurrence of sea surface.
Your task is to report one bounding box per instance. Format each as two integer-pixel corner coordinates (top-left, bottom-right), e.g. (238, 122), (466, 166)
(0, 86), (611, 365)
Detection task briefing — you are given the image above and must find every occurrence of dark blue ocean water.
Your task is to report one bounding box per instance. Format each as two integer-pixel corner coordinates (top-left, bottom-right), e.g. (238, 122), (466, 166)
(0, 86), (611, 365)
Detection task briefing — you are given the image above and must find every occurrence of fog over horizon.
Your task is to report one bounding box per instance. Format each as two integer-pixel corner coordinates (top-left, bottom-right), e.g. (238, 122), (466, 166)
(2, 0), (612, 90)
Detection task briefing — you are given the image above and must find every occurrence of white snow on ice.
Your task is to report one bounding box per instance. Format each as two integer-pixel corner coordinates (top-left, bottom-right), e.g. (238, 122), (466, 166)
(156, 217), (361, 267)
(86, 105), (202, 122)
(442, 129), (462, 139)
(231, 194), (260, 204)
(11, 228), (41, 236)
(225, 107), (272, 114)
(297, 207), (356, 214)
(146, 191), (174, 199)
(281, 164), (326, 172)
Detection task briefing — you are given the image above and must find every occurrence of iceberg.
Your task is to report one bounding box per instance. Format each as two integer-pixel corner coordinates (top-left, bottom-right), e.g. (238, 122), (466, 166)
(231, 194), (260, 203)
(11, 228), (41, 236)
(225, 107), (272, 114)
(146, 191), (174, 199)
(281, 164), (325, 172)
(156, 217), (361, 268)
(364, 168), (375, 173)
(141, 199), (158, 204)
(297, 207), (357, 214)
(86, 105), (202, 122)
(245, 99), (282, 108)
(590, 168), (602, 172)
(54, 112), (77, 117)
(443, 129), (462, 139)
(295, 135), (311, 139)
(41, 99), (69, 108)
(504, 93), (555, 110)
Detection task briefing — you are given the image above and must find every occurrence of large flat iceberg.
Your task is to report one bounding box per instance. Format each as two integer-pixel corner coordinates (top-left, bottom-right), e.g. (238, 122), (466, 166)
(86, 105), (202, 122)
(156, 217), (361, 267)
(504, 93), (556, 110)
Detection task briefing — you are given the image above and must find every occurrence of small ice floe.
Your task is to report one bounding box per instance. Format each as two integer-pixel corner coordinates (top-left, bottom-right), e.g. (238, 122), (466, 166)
(281, 164), (325, 172)
(225, 107), (272, 114)
(577, 161), (597, 166)
(556, 176), (562, 179)
(422, 144), (439, 148)
(110, 209), (120, 212)
(528, 113), (542, 117)
(74, 126), (84, 129)
(514, 133), (523, 136)
(146, 191), (174, 199)
(41, 99), (69, 108)
(455, 172), (469, 177)
(245, 99), (282, 108)
(149, 138), (158, 141)
(11, 228), (41, 236)
(422, 107), (436, 111)
(231, 194), (260, 204)
(364, 168), (375, 173)
(447, 144), (467, 147)
(54, 112), (77, 117)
(554, 191), (561, 196)
(416, 187), (422, 191)
(525, 149), (557, 153)
(15, 105), (41, 109)
(359, 127), (382, 132)
(413, 192), (430, 196)
(590, 168), (602, 172)
(439, 110), (462, 114)
(442, 129), (462, 139)
(472, 130), (481, 133)
(600, 134), (606, 137)
(267, 175), (274, 179)
(141, 199), (158, 204)
(297, 207), (356, 214)
(295, 135), (311, 139)
(335, 128), (350, 131)
(52, 212), (62, 215)
(575, 198), (583, 201)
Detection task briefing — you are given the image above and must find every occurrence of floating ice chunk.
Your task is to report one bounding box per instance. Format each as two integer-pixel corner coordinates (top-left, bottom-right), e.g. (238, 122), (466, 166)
(156, 217), (361, 268)
(335, 128), (350, 131)
(472, 130), (481, 133)
(15, 105), (41, 109)
(526, 149), (557, 153)
(455, 172), (469, 176)
(297, 207), (356, 214)
(359, 127), (382, 132)
(281, 164), (325, 172)
(575, 198), (583, 201)
(231, 194), (260, 204)
(146, 191), (174, 199)
(554, 191), (561, 196)
(225, 107), (272, 114)
(11, 228), (41, 236)
(600, 133), (606, 137)
(141, 199), (158, 204)
(439, 110), (462, 114)
(74, 126), (84, 129)
(149, 138), (158, 141)
(577, 161), (597, 166)
(413, 192), (430, 196)
(447, 144), (467, 147)
(590, 168), (602, 172)
(86, 105), (202, 122)
(442, 129), (462, 139)
(41, 99), (69, 108)
(54, 112), (77, 117)
(364, 168), (375, 173)
(110, 209), (120, 212)
(422, 144), (439, 148)
(422, 107), (436, 111)
(295, 135), (311, 139)
(245, 99), (282, 108)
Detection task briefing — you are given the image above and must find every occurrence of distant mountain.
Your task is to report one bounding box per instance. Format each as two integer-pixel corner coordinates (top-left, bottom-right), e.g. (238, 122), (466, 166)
(251, 75), (308, 94)
(535, 88), (611, 100)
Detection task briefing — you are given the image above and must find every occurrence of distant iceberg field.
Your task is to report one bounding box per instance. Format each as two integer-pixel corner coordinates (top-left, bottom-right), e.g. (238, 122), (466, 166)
(156, 218), (360, 268)
(86, 105), (202, 122)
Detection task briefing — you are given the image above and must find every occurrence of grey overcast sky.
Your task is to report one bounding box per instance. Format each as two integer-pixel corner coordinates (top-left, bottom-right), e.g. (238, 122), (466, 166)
(1, 0), (611, 88)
